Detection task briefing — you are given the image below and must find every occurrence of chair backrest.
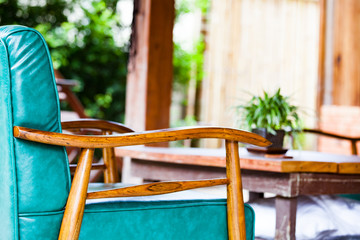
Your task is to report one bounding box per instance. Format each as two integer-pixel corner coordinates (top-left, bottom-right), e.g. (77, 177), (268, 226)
(0, 25), (71, 239)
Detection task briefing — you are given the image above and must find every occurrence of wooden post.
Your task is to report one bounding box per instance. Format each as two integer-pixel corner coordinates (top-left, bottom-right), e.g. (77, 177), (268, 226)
(332, 0), (360, 106)
(126, 0), (175, 134)
(316, 0), (327, 123)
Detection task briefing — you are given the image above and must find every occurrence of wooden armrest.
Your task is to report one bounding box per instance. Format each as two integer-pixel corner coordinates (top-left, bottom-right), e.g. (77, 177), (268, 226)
(304, 128), (360, 141)
(304, 128), (360, 155)
(52, 129), (259, 240)
(13, 126), (271, 148)
(61, 119), (135, 133)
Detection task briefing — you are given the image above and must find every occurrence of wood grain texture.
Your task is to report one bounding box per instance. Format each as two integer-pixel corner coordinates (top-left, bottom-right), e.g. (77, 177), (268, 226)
(333, 0), (360, 106)
(296, 173), (360, 195)
(13, 126), (271, 148)
(225, 141), (246, 240)
(102, 130), (119, 183)
(115, 147), (341, 174)
(87, 178), (228, 199)
(62, 119), (135, 133)
(338, 162), (360, 174)
(241, 170), (360, 197)
(280, 160), (336, 173)
(59, 148), (94, 240)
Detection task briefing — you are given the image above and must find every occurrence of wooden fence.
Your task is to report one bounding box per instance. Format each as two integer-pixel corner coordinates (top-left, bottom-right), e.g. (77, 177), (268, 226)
(201, 0), (320, 147)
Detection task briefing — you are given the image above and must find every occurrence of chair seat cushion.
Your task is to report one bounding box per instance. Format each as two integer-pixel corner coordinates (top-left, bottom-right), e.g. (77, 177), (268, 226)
(19, 183), (255, 240)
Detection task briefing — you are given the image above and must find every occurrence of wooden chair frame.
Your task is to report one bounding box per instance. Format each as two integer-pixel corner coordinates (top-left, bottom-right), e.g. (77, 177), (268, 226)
(304, 128), (360, 155)
(13, 122), (270, 240)
(56, 78), (88, 119)
(62, 119), (135, 183)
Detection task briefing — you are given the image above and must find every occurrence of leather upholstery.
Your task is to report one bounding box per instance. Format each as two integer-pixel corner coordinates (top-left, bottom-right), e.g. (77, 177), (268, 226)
(0, 25), (70, 239)
(0, 25), (255, 240)
(18, 183), (255, 240)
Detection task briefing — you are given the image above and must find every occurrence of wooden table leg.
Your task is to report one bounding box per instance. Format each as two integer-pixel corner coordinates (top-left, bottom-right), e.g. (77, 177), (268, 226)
(275, 196), (297, 240)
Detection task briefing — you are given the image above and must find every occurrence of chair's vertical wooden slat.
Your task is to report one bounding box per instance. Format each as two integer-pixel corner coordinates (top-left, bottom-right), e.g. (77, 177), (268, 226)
(102, 130), (119, 183)
(226, 140), (246, 240)
(59, 148), (94, 240)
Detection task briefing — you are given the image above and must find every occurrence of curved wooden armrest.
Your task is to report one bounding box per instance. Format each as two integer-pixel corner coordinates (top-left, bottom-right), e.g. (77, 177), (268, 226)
(304, 128), (360, 141)
(14, 126), (271, 148)
(61, 119), (135, 133)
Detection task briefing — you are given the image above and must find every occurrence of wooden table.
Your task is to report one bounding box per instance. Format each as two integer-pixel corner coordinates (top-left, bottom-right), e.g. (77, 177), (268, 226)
(115, 146), (360, 240)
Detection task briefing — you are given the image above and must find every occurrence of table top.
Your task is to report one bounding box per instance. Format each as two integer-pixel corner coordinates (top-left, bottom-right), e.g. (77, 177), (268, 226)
(115, 146), (360, 174)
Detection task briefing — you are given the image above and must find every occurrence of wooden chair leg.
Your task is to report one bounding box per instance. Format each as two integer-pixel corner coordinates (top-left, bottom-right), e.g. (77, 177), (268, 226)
(226, 140), (246, 240)
(59, 148), (94, 240)
(102, 131), (119, 183)
(351, 140), (358, 155)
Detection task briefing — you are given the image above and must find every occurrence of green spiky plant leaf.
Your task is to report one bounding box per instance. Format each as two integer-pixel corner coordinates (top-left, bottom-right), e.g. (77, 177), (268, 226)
(236, 89), (302, 135)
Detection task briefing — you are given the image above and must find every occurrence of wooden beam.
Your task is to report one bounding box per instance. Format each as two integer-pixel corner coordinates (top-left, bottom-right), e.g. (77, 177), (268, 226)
(332, 0), (360, 106)
(316, 0), (327, 123)
(126, 0), (175, 134)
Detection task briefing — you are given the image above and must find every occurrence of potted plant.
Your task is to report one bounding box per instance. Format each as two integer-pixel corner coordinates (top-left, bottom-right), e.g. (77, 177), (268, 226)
(236, 89), (302, 151)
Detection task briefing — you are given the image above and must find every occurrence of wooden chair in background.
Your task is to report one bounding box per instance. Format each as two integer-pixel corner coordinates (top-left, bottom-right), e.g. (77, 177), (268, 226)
(54, 69), (88, 120)
(304, 129), (360, 155)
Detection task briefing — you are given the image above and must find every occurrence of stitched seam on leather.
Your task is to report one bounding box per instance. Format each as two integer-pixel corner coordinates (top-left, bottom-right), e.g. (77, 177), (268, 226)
(19, 210), (64, 217)
(83, 202), (227, 213)
(1, 34), (20, 240)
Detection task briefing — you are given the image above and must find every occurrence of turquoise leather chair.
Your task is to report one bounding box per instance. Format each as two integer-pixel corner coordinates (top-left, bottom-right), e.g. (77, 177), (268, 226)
(0, 25), (270, 240)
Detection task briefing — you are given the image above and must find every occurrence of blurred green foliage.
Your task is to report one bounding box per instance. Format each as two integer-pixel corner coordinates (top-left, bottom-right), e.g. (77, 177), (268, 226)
(173, 39), (205, 91)
(0, 0), (69, 27)
(0, 0), (128, 122)
(173, 0), (208, 110)
(1, 0), (209, 124)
